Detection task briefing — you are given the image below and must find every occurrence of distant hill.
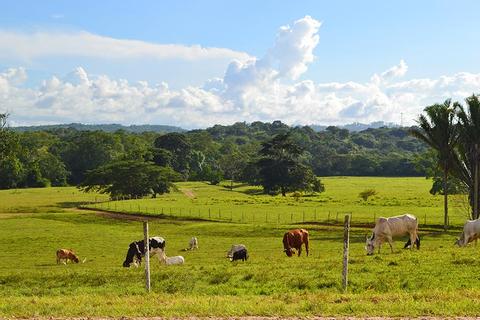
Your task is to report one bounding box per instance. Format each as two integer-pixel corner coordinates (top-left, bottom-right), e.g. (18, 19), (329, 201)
(11, 123), (185, 133)
(310, 121), (399, 132)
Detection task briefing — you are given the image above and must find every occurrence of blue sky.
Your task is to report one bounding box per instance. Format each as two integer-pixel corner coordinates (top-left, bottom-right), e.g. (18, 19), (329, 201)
(1, 1), (480, 128)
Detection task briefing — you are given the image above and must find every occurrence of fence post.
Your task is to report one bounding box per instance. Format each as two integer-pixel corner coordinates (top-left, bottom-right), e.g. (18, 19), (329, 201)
(424, 213), (427, 226)
(143, 221), (151, 293)
(291, 213), (293, 222)
(342, 214), (350, 292)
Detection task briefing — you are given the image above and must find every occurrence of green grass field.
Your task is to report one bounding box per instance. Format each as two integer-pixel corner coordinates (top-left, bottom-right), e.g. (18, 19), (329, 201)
(1, 177), (479, 317)
(86, 177), (471, 227)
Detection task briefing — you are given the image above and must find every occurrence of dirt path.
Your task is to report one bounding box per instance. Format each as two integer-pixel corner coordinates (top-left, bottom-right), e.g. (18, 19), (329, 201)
(13, 317), (480, 320)
(181, 188), (196, 199)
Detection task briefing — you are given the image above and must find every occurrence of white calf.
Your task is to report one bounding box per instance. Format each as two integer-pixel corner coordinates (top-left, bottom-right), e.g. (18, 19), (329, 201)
(159, 251), (185, 265)
(189, 237), (198, 250)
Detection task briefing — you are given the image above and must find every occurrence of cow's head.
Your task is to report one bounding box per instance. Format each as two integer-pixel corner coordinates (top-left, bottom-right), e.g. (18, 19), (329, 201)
(365, 234), (375, 255)
(123, 242), (142, 267)
(455, 233), (466, 247)
(284, 248), (295, 257)
(71, 254), (80, 263)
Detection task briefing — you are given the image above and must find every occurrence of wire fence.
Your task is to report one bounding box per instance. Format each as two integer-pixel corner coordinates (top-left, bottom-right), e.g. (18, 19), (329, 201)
(80, 198), (448, 227)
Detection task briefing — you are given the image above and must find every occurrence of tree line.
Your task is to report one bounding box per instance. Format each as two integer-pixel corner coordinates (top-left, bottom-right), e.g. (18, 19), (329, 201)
(1, 114), (430, 197)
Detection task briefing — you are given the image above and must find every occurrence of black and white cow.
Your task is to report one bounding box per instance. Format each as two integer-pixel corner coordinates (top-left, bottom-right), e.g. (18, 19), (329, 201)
(123, 236), (166, 267)
(231, 248), (248, 262)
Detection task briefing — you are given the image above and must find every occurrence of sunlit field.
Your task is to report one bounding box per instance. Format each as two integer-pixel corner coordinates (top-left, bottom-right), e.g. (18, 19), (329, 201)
(86, 177), (471, 227)
(1, 177), (479, 317)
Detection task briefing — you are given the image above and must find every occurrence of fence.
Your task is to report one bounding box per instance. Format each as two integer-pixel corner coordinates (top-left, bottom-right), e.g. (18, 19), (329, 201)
(80, 198), (443, 227)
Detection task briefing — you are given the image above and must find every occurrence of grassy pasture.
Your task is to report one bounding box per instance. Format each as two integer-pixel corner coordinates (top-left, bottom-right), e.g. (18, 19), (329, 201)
(1, 177), (480, 317)
(86, 177), (471, 227)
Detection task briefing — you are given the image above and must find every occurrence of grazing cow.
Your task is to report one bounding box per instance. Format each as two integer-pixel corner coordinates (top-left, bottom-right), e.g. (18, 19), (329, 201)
(283, 229), (309, 257)
(56, 249), (79, 264)
(226, 244), (246, 259)
(365, 214), (420, 255)
(159, 251), (185, 265)
(182, 237), (198, 251)
(231, 248), (248, 262)
(455, 218), (480, 247)
(122, 236), (166, 267)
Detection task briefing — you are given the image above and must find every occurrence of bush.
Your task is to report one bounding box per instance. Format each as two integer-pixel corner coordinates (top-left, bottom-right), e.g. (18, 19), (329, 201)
(359, 189), (377, 201)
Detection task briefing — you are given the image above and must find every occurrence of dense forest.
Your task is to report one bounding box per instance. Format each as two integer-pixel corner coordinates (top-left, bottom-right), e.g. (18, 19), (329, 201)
(0, 118), (429, 190)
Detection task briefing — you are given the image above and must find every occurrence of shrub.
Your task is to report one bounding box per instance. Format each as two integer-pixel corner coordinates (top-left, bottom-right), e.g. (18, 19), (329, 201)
(359, 189), (377, 201)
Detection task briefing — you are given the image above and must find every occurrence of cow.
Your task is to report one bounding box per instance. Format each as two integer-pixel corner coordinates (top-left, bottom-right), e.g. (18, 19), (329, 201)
(283, 229), (309, 257)
(455, 218), (480, 247)
(226, 244), (246, 259)
(123, 236), (166, 267)
(56, 249), (79, 264)
(365, 214), (420, 255)
(182, 237), (198, 251)
(159, 251), (185, 265)
(231, 248), (248, 262)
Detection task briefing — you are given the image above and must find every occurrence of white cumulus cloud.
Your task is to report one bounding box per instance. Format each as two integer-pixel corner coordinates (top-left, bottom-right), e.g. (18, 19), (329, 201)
(2, 17), (480, 128)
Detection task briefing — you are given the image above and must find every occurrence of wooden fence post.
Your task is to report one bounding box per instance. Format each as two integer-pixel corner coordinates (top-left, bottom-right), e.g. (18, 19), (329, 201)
(143, 221), (151, 292)
(342, 214), (350, 292)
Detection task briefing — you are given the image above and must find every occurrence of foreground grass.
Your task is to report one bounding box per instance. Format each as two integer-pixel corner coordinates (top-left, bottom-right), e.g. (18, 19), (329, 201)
(0, 177), (479, 317)
(1, 210), (480, 316)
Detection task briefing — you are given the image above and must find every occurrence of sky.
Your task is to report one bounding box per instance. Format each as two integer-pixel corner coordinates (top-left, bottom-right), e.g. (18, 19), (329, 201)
(1, 1), (480, 128)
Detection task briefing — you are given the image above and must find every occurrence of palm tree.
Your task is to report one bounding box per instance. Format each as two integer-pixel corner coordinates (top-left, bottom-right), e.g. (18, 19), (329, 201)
(410, 99), (459, 229)
(456, 94), (480, 219)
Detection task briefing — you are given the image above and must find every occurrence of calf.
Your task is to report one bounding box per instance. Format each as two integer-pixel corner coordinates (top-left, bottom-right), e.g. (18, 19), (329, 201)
(159, 251), (185, 265)
(456, 218), (480, 247)
(231, 248), (248, 262)
(123, 236), (166, 267)
(365, 214), (419, 255)
(56, 249), (79, 264)
(182, 237), (199, 251)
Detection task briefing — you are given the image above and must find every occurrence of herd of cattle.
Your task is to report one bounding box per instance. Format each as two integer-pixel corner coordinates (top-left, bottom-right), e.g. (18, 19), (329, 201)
(56, 213), (480, 266)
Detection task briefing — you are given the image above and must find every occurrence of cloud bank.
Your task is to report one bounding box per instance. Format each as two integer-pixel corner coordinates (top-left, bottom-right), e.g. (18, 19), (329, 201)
(1, 16), (480, 128)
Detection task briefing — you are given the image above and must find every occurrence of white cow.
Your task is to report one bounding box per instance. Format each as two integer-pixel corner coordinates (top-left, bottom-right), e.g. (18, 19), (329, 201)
(365, 214), (420, 255)
(159, 251), (185, 265)
(455, 219), (480, 247)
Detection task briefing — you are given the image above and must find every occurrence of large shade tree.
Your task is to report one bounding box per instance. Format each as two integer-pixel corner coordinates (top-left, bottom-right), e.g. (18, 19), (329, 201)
(410, 100), (459, 229)
(256, 132), (323, 196)
(80, 160), (181, 199)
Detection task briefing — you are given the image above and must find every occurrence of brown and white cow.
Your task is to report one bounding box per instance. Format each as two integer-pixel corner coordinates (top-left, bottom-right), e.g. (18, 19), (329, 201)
(56, 248), (80, 264)
(283, 229), (309, 257)
(365, 214), (420, 255)
(455, 218), (480, 247)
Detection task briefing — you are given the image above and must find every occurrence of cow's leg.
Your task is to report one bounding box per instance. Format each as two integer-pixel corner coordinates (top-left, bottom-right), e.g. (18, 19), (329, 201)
(409, 233), (416, 250)
(305, 239), (309, 257)
(387, 236), (394, 253)
(297, 246), (302, 257)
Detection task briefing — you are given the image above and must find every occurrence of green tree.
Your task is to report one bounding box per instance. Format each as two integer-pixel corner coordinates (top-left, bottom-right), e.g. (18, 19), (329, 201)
(80, 160), (181, 199)
(456, 94), (480, 219)
(410, 100), (459, 229)
(256, 132), (322, 196)
(154, 133), (192, 179)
